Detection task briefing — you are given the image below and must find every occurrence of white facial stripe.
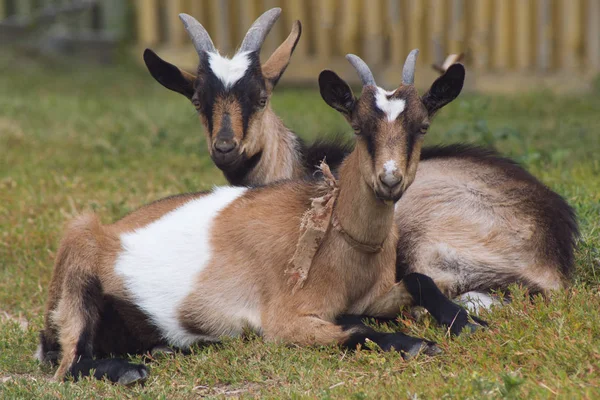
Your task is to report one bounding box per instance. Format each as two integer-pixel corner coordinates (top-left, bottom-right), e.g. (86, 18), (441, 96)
(383, 159), (397, 173)
(115, 186), (248, 348)
(383, 159), (398, 177)
(375, 87), (406, 122)
(208, 51), (251, 89)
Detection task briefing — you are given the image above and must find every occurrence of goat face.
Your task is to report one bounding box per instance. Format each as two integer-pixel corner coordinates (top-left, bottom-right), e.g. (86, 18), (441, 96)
(191, 52), (268, 169)
(319, 53), (465, 202)
(143, 9), (301, 173)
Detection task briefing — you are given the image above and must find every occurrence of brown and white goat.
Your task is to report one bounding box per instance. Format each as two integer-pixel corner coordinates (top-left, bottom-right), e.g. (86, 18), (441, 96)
(147, 11), (577, 306)
(38, 52), (480, 384)
(335, 55), (578, 309)
(144, 8), (349, 186)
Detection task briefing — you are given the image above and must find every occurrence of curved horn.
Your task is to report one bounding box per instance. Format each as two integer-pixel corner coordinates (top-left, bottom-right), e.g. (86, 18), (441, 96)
(239, 8), (282, 53)
(179, 13), (216, 55)
(402, 49), (419, 85)
(345, 54), (376, 86)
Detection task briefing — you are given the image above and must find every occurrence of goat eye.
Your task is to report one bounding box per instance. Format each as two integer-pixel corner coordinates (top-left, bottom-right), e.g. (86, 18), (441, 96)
(351, 125), (361, 134)
(419, 124), (430, 135)
(192, 100), (201, 110)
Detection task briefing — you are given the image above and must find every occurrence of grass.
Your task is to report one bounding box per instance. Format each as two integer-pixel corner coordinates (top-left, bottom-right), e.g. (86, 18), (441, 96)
(1, 51), (599, 398)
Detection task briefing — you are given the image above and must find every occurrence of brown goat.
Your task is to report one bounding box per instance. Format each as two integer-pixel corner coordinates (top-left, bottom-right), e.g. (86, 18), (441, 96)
(146, 11), (577, 305)
(37, 52), (481, 384)
(144, 8), (350, 186)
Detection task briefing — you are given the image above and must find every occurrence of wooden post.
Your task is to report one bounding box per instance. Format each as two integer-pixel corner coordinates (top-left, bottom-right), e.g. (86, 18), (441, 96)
(493, 0), (511, 70)
(587, 0), (600, 70)
(285, 0), (307, 58)
(212, 0), (231, 54)
(559, 0), (581, 70)
(536, 0), (552, 72)
(314, 0), (335, 60)
(363, 0), (383, 65)
(472, 0), (491, 71)
(166, 0), (184, 47)
(514, 0), (531, 70)
(135, 0), (159, 47)
(428, 0), (446, 68)
(448, 0), (465, 55)
(238, 0), (256, 44)
(341, 0), (360, 55)
(405, 0), (426, 66)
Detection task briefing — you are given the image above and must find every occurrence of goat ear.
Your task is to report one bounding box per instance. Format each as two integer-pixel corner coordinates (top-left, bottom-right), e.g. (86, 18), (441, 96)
(421, 63), (465, 116)
(319, 70), (355, 116)
(143, 49), (196, 99)
(262, 20), (302, 89)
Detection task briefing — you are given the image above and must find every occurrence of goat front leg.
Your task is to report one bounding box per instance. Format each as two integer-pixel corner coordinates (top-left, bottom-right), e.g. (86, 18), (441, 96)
(361, 274), (487, 336)
(403, 273), (487, 335)
(262, 313), (439, 358)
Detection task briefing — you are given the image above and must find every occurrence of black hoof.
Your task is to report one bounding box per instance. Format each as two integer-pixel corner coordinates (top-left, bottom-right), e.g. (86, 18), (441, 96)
(447, 310), (488, 336)
(150, 345), (176, 359)
(402, 341), (442, 360)
(377, 333), (442, 359)
(70, 357), (149, 384)
(470, 314), (489, 327)
(117, 364), (149, 386)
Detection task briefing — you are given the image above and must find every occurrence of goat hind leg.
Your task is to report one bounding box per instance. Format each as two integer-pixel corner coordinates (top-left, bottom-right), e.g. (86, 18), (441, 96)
(52, 275), (148, 385)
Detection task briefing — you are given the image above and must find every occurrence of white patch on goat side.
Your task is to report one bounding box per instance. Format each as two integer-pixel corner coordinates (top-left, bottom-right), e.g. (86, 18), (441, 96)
(456, 291), (500, 314)
(208, 51), (251, 89)
(375, 87), (405, 122)
(115, 186), (248, 348)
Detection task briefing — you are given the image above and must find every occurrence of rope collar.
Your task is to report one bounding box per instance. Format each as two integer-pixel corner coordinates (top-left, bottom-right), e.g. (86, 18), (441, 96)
(331, 213), (384, 253)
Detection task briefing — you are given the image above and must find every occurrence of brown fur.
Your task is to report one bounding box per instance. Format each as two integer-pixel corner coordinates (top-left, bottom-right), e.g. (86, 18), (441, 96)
(42, 192), (209, 379)
(395, 155), (569, 297)
(43, 102), (425, 379)
(176, 149), (405, 348)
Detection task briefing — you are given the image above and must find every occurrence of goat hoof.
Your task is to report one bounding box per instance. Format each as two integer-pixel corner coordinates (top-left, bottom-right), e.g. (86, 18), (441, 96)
(470, 315), (489, 327)
(150, 345), (176, 359)
(410, 306), (429, 322)
(423, 342), (443, 356)
(402, 341), (441, 360)
(448, 310), (489, 336)
(117, 364), (149, 386)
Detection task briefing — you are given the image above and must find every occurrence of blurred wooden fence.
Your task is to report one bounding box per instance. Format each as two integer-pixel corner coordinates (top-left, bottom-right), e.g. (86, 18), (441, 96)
(0, 0), (126, 61)
(63, 1), (600, 91)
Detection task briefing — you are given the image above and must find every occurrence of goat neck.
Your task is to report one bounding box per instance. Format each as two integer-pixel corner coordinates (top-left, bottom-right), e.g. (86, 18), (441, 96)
(333, 148), (395, 249)
(242, 104), (304, 185)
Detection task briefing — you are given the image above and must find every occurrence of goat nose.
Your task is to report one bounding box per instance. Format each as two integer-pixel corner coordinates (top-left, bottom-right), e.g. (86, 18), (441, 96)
(214, 139), (236, 153)
(379, 172), (402, 189)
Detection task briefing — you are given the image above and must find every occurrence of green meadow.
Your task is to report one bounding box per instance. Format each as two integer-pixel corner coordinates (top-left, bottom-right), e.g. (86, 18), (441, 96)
(1, 52), (599, 398)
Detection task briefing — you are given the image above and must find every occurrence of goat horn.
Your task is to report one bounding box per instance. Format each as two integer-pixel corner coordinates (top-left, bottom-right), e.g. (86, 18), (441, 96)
(239, 8), (282, 53)
(402, 49), (419, 85)
(346, 54), (376, 87)
(179, 13), (216, 55)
